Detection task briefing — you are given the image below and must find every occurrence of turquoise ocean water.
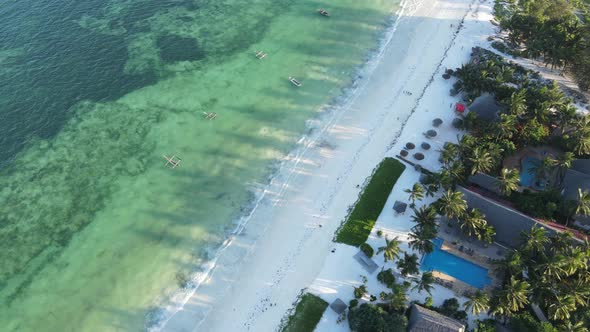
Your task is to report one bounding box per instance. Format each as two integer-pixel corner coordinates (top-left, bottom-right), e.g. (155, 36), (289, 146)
(0, 0), (400, 330)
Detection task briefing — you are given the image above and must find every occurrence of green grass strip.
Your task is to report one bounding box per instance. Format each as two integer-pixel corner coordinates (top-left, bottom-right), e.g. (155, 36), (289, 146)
(335, 157), (406, 246)
(282, 293), (329, 332)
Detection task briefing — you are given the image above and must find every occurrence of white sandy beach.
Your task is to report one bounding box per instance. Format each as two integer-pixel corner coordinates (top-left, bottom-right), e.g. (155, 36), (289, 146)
(161, 0), (496, 331)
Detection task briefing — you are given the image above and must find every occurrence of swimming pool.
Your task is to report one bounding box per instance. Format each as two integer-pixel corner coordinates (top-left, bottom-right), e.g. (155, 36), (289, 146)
(420, 238), (492, 289)
(520, 157), (544, 189)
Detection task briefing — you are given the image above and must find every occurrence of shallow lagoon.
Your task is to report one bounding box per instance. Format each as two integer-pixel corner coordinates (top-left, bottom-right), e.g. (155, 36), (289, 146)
(0, 0), (400, 330)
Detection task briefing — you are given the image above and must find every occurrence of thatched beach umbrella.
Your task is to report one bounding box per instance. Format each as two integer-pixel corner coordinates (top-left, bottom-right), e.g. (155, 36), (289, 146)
(405, 142), (415, 150)
(400, 150), (409, 157)
(432, 118), (443, 127)
(452, 118), (463, 129)
(414, 152), (425, 160)
(421, 142), (431, 150)
(330, 298), (347, 314)
(393, 201), (408, 214)
(425, 129), (437, 138)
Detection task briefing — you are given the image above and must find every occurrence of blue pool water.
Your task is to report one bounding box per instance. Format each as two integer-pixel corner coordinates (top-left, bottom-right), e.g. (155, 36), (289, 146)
(420, 238), (492, 289)
(520, 157), (543, 189)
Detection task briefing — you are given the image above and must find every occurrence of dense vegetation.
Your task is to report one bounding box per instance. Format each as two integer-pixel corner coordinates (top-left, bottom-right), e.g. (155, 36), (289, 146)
(491, 227), (590, 329)
(281, 293), (328, 332)
(348, 303), (407, 332)
(336, 158), (405, 246)
(494, 0), (590, 90)
(417, 46), (590, 329)
(422, 47), (590, 229)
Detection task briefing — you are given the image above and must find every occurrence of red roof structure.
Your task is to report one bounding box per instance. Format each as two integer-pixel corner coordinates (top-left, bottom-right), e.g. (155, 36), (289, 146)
(455, 103), (466, 113)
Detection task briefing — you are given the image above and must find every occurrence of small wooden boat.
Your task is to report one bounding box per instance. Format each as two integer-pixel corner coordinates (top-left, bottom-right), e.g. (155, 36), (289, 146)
(288, 77), (302, 87)
(318, 9), (330, 17)
(255, 51), (267, 59)
(203, 111), (217, 120)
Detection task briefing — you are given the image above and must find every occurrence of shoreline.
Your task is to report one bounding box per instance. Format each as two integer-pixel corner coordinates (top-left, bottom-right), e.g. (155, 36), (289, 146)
(161, 0), (489, 330)
(149, 2), (407, 329)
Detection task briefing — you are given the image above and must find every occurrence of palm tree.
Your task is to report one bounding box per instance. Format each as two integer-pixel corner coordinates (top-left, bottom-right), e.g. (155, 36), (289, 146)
(463, 290), (490, 315)
(389, 283), (409, 311)
(554, 152), (574, 181)
(409, 226), (436, 254)
(446, 160), (466, 185)
(458, 208), (486, 239)
(529, 156), (555, 182)
(541, 254), (567, 281)
(551, 231), (574, 255)
(555, 152), (574, 169)
(576, 188), (590, 216)
(557, 321), (589, 332)
(440, 143), (459, 166)
(521, 226), (549, 258)
(412, 272), (435, 295)
(562, 247), (588, 276)
(496, 168), (520, 196)
(495, 250), (524, 278)
(377, 237), (402, 263)
(411, 205), (437, 227)
(480, 225), (496, 244)
(498, 276), (530, 312)
(435, 190), (467, 219)
(397, 253), (419, 276)
(495, 114), (518, 139)
(547, 294), (576, 321)
(468, 147), (494, 175)
(404, 183), (424, 208)
(509, 89), (527, 118)
(573, 132), (590, 156)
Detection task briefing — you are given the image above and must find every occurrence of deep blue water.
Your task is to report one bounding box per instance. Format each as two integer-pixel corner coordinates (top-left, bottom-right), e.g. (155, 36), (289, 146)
(420, 238), (492, 289)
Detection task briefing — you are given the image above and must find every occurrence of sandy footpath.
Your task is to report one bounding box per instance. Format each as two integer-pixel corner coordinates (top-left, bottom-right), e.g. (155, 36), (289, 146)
(161, 0), (491, 330)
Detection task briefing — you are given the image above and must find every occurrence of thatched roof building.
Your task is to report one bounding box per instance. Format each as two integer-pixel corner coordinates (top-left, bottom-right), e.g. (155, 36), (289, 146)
(408, 304), (465, 332)
(467, 93), (502, 122)
(458, 186), (556, 248)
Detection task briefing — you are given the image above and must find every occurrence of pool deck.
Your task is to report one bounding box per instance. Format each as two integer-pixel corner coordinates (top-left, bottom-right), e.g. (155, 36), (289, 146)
(429, 222), (506, 295)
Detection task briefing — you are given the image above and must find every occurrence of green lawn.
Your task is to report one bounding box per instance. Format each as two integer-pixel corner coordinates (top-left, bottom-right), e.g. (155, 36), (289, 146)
(282, 293), (329, 332)
(335, 157), (406, 246)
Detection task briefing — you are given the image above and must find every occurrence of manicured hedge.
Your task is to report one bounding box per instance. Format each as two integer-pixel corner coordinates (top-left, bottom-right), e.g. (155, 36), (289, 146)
(282, 293), (328, 332)
(336, 158), (406, 246)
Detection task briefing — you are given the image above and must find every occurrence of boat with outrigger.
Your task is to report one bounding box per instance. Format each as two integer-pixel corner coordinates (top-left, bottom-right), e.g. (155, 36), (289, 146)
(288, 77), (302, 87)
(318, 9), (329, 17)
(255, 50), (267, 59)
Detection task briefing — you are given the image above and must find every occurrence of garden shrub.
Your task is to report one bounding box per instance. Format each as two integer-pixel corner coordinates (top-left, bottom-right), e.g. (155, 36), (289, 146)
(360, 243), (374, 257)
(377, 268), (396, 288)
(354, 285), (367, 299)
(473, 319), (497, 332)
(509, 313), (558, 332)
(512, 189), (561, 220)
(349, 299), (358, 308)
(348, 303), (407, 332)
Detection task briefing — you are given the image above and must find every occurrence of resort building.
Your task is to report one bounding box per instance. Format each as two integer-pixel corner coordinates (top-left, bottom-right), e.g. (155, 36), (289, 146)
(561, 159), (590, 229)
(466, 93), (502, 122)
(467, 173), (501, 195)
(457, 186), (556, 248)
(407, 304), (465, 332)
